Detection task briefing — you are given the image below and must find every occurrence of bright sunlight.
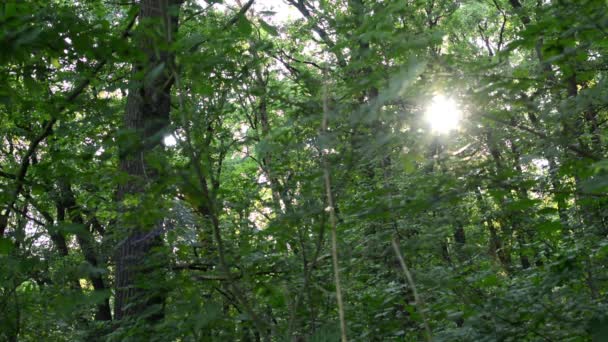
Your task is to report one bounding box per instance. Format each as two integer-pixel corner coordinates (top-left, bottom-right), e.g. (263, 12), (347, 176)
(425, 94), (462, 134)
(163, 134), (177, 147)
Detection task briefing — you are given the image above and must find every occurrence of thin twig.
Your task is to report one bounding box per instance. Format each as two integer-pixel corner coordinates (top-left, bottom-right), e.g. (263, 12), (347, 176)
(391, 238), (432, 341)
(321, 77), (347, 342)
(172, 50), (269, 340)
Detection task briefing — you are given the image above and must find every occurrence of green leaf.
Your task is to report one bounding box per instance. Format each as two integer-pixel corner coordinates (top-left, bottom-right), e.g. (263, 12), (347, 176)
(401, 152), (421, 174)
(259, 19), (279, 36)
(14, 27), (42, 47)
(0, 238), (14, 255)
(591, 317), (608, 342)
(236, 14), (252, 36)
(56, 223), (88, 235)
(536, 220), (562, 235)
(5, 3), (17, 18)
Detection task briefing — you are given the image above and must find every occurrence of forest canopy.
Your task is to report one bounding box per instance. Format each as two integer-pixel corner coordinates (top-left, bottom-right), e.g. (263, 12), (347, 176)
(1, 0), (607, 341)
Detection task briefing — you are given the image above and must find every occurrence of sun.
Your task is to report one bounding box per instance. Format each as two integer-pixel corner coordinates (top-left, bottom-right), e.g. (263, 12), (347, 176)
(163, 134), (177, 147)
(425, 94), (462, 134)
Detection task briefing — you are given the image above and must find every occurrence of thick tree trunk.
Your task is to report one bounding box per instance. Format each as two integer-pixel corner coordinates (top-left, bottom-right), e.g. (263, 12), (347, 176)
(114, 0), (180, 322)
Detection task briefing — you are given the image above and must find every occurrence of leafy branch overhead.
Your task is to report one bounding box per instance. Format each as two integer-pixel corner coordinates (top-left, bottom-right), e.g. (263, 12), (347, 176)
(0, 0), (607, 341)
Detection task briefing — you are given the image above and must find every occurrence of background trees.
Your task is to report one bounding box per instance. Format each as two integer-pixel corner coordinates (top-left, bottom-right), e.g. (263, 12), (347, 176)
(1, 0), (607, 340)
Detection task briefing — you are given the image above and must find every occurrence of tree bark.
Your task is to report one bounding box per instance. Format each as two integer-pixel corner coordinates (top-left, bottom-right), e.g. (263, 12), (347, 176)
(114, 0), (180, 322)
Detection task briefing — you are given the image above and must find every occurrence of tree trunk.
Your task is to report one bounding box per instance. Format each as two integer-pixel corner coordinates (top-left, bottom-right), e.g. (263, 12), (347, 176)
(474, 187), (511, 272)
(58, 180), (112, 321)
(114, 0), (180, 322)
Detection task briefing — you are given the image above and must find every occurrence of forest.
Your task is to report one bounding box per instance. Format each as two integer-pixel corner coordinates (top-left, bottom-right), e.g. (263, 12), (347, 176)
(1, 0), (607, 341)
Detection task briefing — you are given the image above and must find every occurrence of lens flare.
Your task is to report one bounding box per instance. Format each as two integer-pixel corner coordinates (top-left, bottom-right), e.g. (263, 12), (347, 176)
(425, 95), (462, 134)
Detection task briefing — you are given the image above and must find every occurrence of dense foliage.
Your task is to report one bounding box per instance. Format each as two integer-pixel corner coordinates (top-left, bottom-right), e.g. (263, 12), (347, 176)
(1, 0), (607, 340)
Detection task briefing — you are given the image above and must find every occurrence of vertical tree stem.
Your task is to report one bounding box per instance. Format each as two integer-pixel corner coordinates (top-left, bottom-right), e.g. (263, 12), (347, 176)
(321, 80), (347, 342)
(391, 238), (432, 341)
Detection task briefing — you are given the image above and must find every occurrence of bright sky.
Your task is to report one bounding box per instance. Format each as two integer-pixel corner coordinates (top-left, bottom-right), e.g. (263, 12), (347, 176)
(253, 0), (301, 23)
(196, 0), (301, 24)
(194, 1), (463, 136)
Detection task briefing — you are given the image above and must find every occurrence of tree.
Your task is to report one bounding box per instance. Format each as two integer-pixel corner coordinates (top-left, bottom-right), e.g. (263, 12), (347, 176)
(114, 0), (181, 323)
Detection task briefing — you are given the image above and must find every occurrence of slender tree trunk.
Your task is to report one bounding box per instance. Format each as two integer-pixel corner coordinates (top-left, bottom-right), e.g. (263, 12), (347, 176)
(485, 131), (533, 269)
(51, 202), (70, 258)
(54, 198), (83, 291)
(58, 180), (112, 321)
(474, 187), (511, 271)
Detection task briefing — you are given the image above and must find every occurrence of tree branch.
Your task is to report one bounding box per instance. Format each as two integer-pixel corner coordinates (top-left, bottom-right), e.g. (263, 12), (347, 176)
(480, 113), (600, 161)
(0, 10), (138, 237)
(286, 0), (346, 67)
(189, 0), (255, 52)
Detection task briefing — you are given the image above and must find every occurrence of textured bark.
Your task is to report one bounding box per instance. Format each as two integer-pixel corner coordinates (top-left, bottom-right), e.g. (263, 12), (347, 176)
(114, 0), (180, 322)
